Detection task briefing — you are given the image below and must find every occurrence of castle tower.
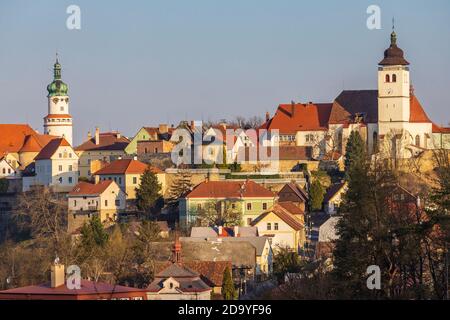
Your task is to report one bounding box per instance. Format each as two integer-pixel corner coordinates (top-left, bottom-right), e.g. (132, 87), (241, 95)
(44, 55), (73, 145)
(377, 29), (411, 136)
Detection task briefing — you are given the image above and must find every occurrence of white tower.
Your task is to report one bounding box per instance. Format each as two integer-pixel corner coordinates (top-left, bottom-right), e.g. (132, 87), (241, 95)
(377, 29), (410, 136)
(44, 56), (73, 145)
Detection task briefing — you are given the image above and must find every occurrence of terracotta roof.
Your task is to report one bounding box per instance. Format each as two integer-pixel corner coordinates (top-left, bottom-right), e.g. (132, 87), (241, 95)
(409, 95), (432, 123)
(94, 159), (161, 175)
(0, 279), (145, 296)
(186, 180), (275, 199)
(34, 138), (72, 160)
(279, 183), (308, 202)
(432, 123), (450, 134)
(251, 203), (304, 230)
(263, 102), (332, 134)
(75, 132), (130, 151)
(154, 261), (231, 287)
(324, 182), (347, 203)
(0, 124), (57, 154)
(330, 90), (379, 124)
(68, 180), (115, 196)
(19, 134), (57, 153)
(278, 201), (305, 215)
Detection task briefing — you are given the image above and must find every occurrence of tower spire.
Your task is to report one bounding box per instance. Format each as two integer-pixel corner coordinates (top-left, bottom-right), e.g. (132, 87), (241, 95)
(53, 53), (62, 80)
(391, 17), (397, 45)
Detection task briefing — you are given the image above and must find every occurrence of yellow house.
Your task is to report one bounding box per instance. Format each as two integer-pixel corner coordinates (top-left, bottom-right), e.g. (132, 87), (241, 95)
(75, 129), (130, 179)
(67, 180), (126, 233)
(93, 158), (165, 200)
(251, 203), (306, 253)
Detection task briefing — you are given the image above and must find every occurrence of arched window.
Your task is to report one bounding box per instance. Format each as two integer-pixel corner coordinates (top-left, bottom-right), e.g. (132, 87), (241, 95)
(373, 132), (378, 153)
(392, 74), (397, 82)
(415, 135), (420, 147)
(385, 74), (390, 83)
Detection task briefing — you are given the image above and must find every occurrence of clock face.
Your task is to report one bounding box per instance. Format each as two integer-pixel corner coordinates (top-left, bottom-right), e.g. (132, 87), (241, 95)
(387, 88), (393, 95)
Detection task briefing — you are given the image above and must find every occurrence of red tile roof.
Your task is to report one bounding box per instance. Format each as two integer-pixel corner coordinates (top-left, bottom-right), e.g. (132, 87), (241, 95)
(432, 123), (450, 133)
(0, 280), (146, 297)
(68, 180), (115, 196)
(186, 180), (275, 199)
(278, 201), (305, 215)
(409, 96), (432, 123)
(94, 159), (161, 175)
(34, 138), (72, 160)
(75, 132), (130, 151)
(263, 102), (332, 134)
(251, 203), (304, 230)
(0, 124), (57, 154)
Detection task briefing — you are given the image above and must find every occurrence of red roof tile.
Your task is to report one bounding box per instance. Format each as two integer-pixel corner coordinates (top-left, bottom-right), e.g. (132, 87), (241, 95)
(263, 102), (332, 134)
(432, 123), (450, 133)
(75, 132), (130, 151)
(251, 203), (304, 230)
(0, 124), (57, 154)
(186, 180), (275, 199)
(94, 159), (161, 175)
(68, 180), (115, 196)
(409, 96), (432, 123)
(278, 201), (305, 215)
(34, 138), (72, 160)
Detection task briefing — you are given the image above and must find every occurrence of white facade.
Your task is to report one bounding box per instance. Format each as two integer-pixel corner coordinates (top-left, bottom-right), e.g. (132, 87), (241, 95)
(35, 145), (79, 192)
(0, 159), (18, 178)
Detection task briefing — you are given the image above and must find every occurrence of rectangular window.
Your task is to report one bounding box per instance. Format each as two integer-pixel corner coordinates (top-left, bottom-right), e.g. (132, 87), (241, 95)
(274, 223), (279, 231)
(197, 204), (202, 210)
(231, 203), (236, 210)
(133, 177), (137, 184)
(69, 165), (73, 171)
(267, 223), (272, 231)
(119, 177), (122, 184)
(262, 203), (267, 210)
(247, 203), (252, 210)
(115, 200), (120, 206)
(58, 165), (63, 172)
(68, 177), (73, 184)
(74, 200), (77, 207)
(105, 200), (108, 207)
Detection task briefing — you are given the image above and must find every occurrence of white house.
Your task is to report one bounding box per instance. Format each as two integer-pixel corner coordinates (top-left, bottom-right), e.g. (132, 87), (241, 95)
(34, 138), (78, 192)
(0, 155), (18, 179)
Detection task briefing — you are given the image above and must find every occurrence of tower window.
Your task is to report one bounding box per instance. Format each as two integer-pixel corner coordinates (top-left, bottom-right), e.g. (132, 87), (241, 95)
(385, 74), (390, 83)
(60, 106), (64, 111)
(415, 135), (420, 147)
(392, 74), (397, 82)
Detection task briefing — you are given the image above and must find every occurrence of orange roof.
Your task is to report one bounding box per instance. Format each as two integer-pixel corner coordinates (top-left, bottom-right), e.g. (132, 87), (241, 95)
(0, 124), (37, 153)
(278, 201), (304, 215)
(34, 138), (72, 160)
(432, 123), (450, 133)
(19, 134), (57, 153)
(94, 159), (161, 175)
(409, 96), (432, 123)
(75, 132), (130, 151)
(69, 180), (115, 196)
(251, 203), (304, 230)
(44, 114), (72, 119)
(186, 180), (275, 199)
(263, 103), (332, 134)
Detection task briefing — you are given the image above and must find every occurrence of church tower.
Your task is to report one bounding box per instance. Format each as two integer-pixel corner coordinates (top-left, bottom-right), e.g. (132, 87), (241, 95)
(377, 29), (411, 136)
(44, 56), (73, 145)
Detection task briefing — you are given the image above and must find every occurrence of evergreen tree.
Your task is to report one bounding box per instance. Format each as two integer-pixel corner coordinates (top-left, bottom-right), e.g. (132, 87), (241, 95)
(309, 179), (325, 211)
(80, 215), (109, 248)
(221, 266), (235, 300)
(167, 170), (193, 207)
(0, 179), (8, 193)
(135, 167), (162, 213)
(344, 130), (366, 174)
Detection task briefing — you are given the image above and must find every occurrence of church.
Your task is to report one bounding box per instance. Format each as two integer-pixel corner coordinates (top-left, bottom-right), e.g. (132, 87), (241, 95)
(261, 30), (450, 160)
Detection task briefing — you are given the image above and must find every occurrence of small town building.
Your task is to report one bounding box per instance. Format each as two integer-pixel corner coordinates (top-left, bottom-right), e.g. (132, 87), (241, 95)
(323, 182), (348, 215)
(316, 216), (341, 259)
(251, 203), (306, 252)
(277, 183), (308, 212)
(93, 158), (165, 200)
(0, 261), (147, 300)
(33, 138), (79, 192)
(180, 180), (276, 226)
(125, 125), (174, 155)
(67, 180), (126, 233)
(75, 128), (130, 179)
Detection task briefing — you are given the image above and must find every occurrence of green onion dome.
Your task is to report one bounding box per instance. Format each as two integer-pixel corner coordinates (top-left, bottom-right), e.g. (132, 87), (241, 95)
(47, 58), (68, 97)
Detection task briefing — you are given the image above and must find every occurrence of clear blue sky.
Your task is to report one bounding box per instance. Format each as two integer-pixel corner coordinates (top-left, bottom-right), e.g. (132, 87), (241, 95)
(1, 0), (449, 145)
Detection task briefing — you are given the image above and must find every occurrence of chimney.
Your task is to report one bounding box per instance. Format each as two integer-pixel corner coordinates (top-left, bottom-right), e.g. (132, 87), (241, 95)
(291, 101), (295, 118)
(133, 156), (138, 161)
(265, 112), (270, 122)
(218, 226), (223, 236)
(234, 226), (239, 237)
(116, 132), (121, 139)
(159, 124), (168, 134)
(87, 131), (92, 140)
(51, 262), (65, 288)
(95, 127), (100, 145)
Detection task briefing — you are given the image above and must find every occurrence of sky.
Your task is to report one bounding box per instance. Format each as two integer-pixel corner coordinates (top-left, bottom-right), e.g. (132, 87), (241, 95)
(0, 0), (449, 145)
